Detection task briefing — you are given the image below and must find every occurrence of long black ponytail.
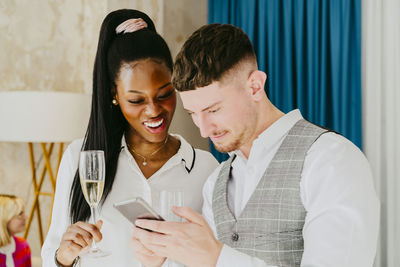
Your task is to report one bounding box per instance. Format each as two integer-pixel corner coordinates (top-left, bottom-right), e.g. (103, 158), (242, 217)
(69, 9), (173, 223)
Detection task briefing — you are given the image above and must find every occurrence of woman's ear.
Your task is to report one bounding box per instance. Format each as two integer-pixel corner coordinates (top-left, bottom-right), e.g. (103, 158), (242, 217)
(248, 70), (267, 101)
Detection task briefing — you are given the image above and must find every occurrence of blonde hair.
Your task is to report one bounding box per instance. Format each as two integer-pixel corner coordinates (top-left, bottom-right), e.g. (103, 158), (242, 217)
(0, 194), (25, 247)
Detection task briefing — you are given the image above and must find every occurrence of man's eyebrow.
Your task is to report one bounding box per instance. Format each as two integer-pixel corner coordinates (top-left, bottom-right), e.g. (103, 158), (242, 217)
(128, 82), (172, 93)
(184, 101), (221, 113)
(201, 101), (221, 112)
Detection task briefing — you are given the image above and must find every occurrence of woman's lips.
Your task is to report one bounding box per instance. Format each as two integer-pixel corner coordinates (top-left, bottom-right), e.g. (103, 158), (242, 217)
(143, 117), (166, 134)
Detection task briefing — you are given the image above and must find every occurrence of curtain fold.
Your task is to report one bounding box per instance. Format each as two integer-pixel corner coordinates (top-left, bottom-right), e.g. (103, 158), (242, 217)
(208, 0), (362, 162)
(362, 1), (400, 266)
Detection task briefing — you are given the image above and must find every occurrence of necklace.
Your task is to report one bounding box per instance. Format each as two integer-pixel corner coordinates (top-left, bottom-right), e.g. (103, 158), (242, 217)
(126, 136), (169, 166)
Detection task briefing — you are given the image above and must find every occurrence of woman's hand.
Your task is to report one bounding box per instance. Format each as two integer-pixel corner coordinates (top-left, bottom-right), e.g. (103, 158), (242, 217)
(56, 220), (103, 266)
(131, 233), (166, 267)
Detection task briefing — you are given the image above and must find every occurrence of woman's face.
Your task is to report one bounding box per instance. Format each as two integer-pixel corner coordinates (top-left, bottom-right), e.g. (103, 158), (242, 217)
(115, 59), (176, 143)
(7, 210), (26, 235)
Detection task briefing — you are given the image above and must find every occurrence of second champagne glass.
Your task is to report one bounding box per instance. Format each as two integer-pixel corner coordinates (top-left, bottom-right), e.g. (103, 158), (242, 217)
(79, 150), (110, 257)
(160, 190), (184, 222)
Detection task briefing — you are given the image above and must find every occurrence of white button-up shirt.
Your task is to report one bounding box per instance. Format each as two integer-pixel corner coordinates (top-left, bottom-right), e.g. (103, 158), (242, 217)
(41, 134), (218, 267)
(202, 110), (380, 267)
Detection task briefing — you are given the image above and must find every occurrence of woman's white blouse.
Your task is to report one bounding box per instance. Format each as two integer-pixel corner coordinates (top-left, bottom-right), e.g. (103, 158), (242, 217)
(41, 134), (218, 267)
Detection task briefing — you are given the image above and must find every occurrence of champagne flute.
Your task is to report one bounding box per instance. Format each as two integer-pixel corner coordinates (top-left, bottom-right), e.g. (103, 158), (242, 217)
(79, 150), (110, 257)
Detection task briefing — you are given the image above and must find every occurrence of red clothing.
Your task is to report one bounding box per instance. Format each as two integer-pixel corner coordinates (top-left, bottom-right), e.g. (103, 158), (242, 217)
(0, 236), (31, 267)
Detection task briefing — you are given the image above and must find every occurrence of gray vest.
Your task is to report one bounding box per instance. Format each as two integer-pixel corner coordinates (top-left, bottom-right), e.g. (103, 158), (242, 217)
(212, 119), (328, 266)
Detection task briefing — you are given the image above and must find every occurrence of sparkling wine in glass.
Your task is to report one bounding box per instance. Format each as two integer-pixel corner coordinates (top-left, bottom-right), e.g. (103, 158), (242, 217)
(79, 150), (110, 257)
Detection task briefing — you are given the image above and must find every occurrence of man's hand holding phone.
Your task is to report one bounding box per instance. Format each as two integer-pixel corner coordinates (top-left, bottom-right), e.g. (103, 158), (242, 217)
(132, 206), (223, 267)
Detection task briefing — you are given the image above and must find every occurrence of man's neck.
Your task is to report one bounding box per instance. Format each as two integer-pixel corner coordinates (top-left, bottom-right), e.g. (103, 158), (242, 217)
(240, 104), (284, 158)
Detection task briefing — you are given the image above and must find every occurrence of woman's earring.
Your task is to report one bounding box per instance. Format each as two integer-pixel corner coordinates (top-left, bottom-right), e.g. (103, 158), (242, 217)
(112, 99), (118, 106)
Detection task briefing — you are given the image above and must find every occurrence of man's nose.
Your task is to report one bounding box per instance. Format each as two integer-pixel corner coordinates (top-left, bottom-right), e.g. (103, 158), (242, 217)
(196, 114), (214, 138)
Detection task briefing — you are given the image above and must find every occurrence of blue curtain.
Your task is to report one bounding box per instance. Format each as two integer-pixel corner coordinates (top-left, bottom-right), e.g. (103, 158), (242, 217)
(208, 0), (362, 162)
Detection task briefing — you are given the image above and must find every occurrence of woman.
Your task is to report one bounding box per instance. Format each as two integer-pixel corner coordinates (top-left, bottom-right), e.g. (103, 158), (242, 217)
(41, 9), (218, 267)
(0, 194), (31, 267)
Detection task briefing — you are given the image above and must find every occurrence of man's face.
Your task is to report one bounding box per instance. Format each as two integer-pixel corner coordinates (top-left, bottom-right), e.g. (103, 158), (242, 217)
(179, 77), (258, 153)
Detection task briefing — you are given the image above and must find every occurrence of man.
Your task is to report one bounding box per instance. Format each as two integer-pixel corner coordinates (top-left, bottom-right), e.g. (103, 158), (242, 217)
(131, 24), (379, 267)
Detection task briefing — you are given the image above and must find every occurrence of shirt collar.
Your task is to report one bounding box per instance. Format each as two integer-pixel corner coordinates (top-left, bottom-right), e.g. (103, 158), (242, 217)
(0, 235), (15, 254)
(256, 109), (303, 150)
(120, 134), (195, 174)
(230, 109), (304, 160)
(173, 134), (196, 173)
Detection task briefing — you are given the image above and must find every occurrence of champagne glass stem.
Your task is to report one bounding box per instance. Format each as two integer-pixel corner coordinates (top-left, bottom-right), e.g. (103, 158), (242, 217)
(79, 150), (109, 257)
(90, 205), (99, 250)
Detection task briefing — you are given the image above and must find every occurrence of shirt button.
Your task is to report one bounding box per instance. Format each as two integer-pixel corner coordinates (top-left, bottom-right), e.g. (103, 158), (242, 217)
(231, 233), (239, 242)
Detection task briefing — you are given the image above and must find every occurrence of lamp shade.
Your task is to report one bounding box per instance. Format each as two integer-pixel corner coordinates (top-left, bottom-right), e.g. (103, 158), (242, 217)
(0, 91), (91, 143)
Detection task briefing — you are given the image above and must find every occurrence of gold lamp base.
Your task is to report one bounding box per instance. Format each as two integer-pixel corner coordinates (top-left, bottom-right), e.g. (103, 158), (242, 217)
(23, 142), (64, 245)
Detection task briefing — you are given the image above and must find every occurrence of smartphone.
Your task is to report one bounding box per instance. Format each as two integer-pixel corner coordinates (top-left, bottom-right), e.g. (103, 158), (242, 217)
(113, 197), (165, 226)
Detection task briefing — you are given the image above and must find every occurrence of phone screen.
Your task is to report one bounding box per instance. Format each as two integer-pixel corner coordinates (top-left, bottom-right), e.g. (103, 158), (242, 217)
(113, 197), (164, 226)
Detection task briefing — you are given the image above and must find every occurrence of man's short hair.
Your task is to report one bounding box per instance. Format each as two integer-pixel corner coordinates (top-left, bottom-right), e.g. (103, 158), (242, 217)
(172, 23), (257, 92)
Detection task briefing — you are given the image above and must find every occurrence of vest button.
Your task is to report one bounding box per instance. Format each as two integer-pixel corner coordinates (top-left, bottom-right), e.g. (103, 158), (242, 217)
(231, 233), (239, 242)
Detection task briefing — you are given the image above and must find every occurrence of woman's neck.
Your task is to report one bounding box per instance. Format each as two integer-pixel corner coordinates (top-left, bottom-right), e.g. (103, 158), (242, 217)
(125, 132), (181, 178)
(125, 132), (169, 157)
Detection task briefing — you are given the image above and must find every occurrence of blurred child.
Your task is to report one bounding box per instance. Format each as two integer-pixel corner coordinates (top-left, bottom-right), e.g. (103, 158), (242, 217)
(0, 195), (31, 267)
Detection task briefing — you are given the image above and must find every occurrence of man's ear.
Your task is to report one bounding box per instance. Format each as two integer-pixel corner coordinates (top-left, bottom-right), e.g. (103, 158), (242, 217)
(248, 70), (267, 101)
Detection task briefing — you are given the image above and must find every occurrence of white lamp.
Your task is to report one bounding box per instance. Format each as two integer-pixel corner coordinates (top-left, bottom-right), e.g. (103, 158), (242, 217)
(0, 91), (91, 245)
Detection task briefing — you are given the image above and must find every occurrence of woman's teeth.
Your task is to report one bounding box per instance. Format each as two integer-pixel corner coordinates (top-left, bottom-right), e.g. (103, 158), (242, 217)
(144, 118), (164, 128)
